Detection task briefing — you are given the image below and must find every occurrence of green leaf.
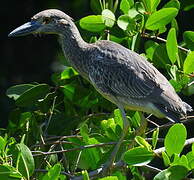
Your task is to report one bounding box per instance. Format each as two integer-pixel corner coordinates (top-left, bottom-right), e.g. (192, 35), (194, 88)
(60, 67), (78, 80)
(0, 136), (6, 151)
(163, 0), (180, 10)
(154, 165), (188, 180)
(82, 170), (90, 180)
(114, 109), (123, 128)
(183, 51), (194, 74)
(102, 9), (115, 27)
(164, 124), (187, 157)
(120, 0), (134, 14)
(141, 0), (161, 13)
(145, 8), (178, 30)
(171, 155), (189, 169)
(162, 151), (171, 166)
(99, 176), (119, 180)
(63, 83), (75, 101)
(80, 15), (105, 32)
(0, 165), (22, 180)
(42, 164), (61, 180)
(171, 18), (179, 32)
(135, 136), (152, 150)
(123, 147), (154, 166)
(186, 151), (194, 170)
(15, 84), (50, 107)
(112, 171), (127, 180)
(166, 28), (178, 64)
(169, 79), (182, 92)
(145, 40), (159, 60)
(79, 138), (100, 169)
(183, 31), (194, 51)
(152, 44), (171, 68)
(117, 15), (136, 31)
(6, 84), (35, 100)
(152, 128), (159, 149)
(10, 143), (35, 179)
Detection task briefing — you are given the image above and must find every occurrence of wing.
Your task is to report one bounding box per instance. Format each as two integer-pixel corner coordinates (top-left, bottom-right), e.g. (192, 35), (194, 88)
(88, 51), (157, 100)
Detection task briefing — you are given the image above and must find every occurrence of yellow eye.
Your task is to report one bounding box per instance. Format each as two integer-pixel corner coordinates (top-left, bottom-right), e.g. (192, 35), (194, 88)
(43, 17), (51, 24)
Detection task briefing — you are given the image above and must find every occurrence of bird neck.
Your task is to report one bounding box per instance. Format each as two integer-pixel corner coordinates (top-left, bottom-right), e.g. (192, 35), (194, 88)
(59, 22), (88, 60)
(59, 21), (90, 78)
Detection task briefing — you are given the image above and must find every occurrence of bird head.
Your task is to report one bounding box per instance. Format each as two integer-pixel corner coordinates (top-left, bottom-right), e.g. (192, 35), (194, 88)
(9, 9), (73, 37)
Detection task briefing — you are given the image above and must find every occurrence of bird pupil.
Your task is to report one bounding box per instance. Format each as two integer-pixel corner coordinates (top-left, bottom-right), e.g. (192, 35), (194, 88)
(44, 18), (50, 24)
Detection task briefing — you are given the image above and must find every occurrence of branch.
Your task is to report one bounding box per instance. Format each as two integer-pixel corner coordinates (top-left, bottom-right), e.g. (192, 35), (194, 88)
(71, 137), (194, 179)
(154, 137), (194, 155)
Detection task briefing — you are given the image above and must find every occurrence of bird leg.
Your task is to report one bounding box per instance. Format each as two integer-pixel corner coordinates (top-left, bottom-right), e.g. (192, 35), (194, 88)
(101, 106), (130, 176)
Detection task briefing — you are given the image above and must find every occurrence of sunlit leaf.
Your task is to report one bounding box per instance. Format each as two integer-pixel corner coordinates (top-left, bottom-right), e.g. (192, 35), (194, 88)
(145, 8), (178, 30)
(154, 165), (188, 180)
(163, 0), (180, 10)
(164, 124), (187, 157)
(82, 170), (90, 180)
(141, 0), (161, 13)
(183, 51), (194, 74)
(10, 143), (35, 179)
(120, 0), (134, 14)
(152, 128), (159, 149)
(117, 15), (136, 31)
(135, 136), (152, 150)
(80, 15), (105, 32)
(102, 9), (115, 27)
(61, 67), (78, 80)
(166, 28), (178, 64)
(123, 147), (154, 166)
(162, 151), (170, 166)
(183, 31), (194, 51)
(99, 176), (119, 180)
(42, 164), (61, 180)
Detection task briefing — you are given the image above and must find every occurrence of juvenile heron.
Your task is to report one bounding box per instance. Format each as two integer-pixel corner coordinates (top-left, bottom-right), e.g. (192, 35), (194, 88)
(9, 9), (192, 173)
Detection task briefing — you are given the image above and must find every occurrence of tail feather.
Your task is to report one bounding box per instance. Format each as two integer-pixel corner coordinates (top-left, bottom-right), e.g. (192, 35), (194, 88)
(183, 102), (193, 112)
(154, 101), (193, 123)
(154, 103), (180, 123)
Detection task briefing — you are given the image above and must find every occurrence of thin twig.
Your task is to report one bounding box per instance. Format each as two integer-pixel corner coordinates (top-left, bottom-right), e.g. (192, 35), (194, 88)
(144, 164), (162, 173)
(32, 141), (122, 157)
(31, 140), (80, 148)
(142, 33), (190, 53)
(45, 135), (82, 141)
(146, 116), (194, 135)
(44, 96), (57, 134)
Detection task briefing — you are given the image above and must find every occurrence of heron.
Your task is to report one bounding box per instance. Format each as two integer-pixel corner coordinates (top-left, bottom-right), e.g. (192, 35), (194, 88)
(9, 9), (192, 174)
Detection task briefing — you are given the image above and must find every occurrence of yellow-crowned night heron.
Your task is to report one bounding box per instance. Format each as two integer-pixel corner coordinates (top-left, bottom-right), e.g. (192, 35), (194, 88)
(9, 9), (192, 172)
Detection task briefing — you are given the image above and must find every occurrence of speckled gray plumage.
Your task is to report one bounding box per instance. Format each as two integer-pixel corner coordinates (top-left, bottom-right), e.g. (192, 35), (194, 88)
(9, 9), (193, 122)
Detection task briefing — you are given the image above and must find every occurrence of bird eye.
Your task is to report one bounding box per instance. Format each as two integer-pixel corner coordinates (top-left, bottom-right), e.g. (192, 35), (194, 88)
(43, 17), (51, 24)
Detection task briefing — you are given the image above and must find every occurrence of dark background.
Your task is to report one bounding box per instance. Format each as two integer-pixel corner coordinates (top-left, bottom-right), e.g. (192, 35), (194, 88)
(1, 0), (194, 127)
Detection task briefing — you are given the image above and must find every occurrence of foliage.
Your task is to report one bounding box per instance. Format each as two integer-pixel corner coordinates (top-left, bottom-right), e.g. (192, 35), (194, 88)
(1, 0), (194, 179)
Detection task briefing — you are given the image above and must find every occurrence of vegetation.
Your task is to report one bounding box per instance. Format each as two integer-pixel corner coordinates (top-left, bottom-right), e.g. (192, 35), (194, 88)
(1, 0), (194, 179)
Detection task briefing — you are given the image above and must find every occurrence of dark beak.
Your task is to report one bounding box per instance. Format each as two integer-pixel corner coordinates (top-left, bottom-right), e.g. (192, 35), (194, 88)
(8, 21), (41, 37)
